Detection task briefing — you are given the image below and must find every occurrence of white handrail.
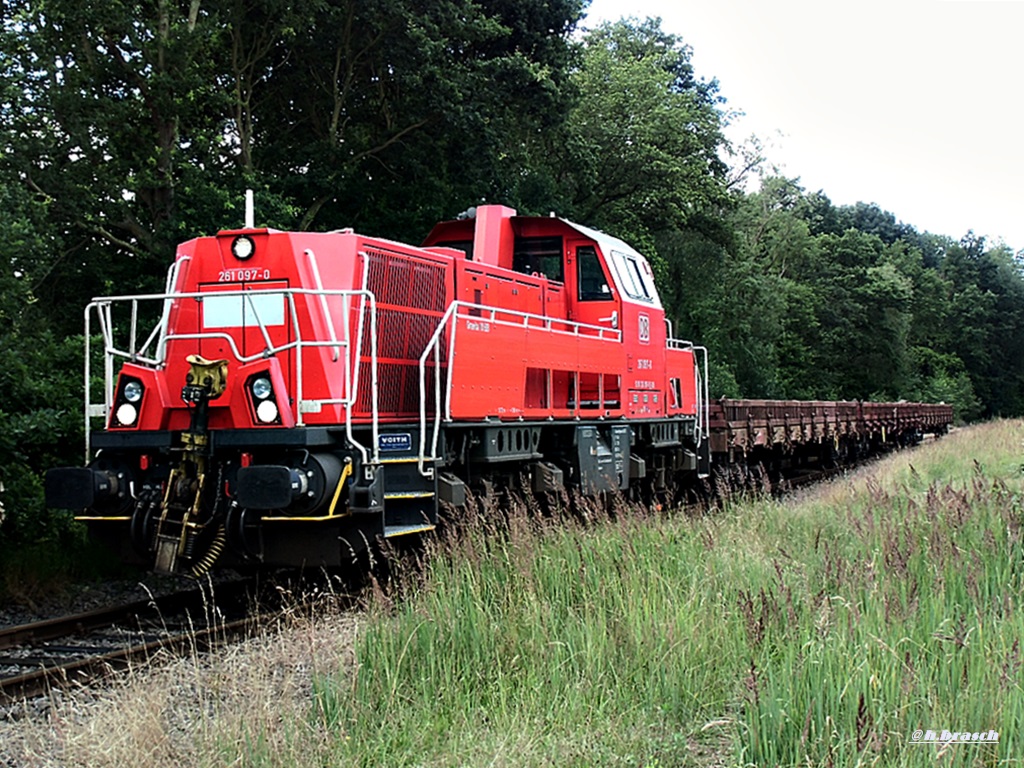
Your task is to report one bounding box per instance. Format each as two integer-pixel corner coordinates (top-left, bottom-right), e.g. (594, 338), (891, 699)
(288, 292), (304, 426)
(667, 337), (695, 350)
(83, 286), (378, 463)
(243, 291), (276, 352)
(362, 292), (380, 468)
(416, 300), (626, 477)
(102, 303), (115, 412)
(694, 345), (709, 448)
(146, 256), (190, 360)
(418, 302), (460, 478)
(303, 249), (340, 361)
(667, 334), (707, 444)
(129, 301), (138, 359)
(346, 253), (375, 463)
(84, 306), (93, 462)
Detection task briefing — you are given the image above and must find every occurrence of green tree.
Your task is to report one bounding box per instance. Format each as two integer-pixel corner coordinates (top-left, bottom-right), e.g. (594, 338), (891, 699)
(722, 177), (819, 397)
(0, 182), (84, 541)
(941, 237), (1024, 416)
(1, 0), (238, 334)
(0, 0), (588, 561)
(2, 0), (588, 334)
(245, 0), (586, 239)
(554, 17), (729, 255)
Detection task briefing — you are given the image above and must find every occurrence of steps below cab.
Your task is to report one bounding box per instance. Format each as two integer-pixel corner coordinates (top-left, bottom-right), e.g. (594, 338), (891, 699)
(384, 523), (436, 538)
(379, 451), (438, 534)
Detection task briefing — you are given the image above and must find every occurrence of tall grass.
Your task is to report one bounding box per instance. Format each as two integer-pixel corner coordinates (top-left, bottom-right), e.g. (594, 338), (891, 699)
(318, 512), (744, 766)
(316, 423), (1024, 766)
(732, 474), (1023, 764)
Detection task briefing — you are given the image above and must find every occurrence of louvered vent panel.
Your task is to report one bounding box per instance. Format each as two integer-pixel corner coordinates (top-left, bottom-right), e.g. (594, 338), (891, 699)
(355, 247), (448, 417)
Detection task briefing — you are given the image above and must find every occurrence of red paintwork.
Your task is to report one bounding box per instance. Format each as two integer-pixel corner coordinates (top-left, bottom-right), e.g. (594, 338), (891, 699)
(421, 207), (698, 421)
(112, 206), (699, 433)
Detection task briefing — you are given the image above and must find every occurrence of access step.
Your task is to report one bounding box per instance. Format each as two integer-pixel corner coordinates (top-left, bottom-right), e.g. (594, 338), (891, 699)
(383, 523), (436, 538)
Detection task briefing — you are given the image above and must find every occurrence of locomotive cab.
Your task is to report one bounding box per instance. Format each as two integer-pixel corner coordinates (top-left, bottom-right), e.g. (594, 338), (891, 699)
(421, 205), (699, 421)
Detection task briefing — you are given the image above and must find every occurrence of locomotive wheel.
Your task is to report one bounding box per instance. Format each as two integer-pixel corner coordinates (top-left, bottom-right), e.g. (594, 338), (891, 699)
(225, 503), (263, 560)
(129, 491), (161, 557)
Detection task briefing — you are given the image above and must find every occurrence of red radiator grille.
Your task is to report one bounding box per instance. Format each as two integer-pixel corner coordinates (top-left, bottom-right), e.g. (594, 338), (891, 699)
(365, 247), (447, 312)
(355, 362), (440, 417)
(357, 247), (448, 417)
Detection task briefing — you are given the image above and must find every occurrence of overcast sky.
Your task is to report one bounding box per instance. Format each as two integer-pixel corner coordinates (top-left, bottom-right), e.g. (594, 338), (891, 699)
(583, 0), (1024, 251)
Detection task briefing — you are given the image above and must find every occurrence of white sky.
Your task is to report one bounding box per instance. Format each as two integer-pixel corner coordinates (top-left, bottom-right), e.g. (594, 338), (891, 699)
(583, 0), (1024, 251)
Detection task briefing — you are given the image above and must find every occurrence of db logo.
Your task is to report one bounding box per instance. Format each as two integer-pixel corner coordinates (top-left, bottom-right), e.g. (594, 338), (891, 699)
(638, 313), (650, 344)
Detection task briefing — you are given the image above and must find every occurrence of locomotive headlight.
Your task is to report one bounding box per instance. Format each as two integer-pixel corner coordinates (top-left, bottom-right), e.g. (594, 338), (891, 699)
(256, 400), (279, 424)
(116, 403), (138, 426)
(251, 377), (273, 400)
(246, 371), (280, 424)
(231, 235), (255, 261)
(123, 380), (144, 403)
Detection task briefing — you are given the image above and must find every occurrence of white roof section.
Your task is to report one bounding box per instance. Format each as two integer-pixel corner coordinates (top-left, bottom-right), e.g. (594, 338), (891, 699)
(559, 218), (664, 310)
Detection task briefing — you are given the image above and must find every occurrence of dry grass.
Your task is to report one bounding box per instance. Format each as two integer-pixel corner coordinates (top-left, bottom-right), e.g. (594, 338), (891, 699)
(1, 609), (359, 767)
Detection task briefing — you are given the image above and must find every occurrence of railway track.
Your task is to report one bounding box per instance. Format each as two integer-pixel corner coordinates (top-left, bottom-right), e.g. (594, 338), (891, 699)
(0, 579), (266, 707)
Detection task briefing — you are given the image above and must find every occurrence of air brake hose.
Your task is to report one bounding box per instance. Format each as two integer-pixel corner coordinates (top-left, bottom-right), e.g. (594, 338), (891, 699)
(190, 523), (227, 578)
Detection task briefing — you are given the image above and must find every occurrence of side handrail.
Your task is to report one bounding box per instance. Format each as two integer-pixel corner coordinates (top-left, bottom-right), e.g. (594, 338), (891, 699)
(352, 257), (379, 468)
(666, 336), (709, 447)
(84, 305), (96, 461)
(417, 300), (625, 477)
(417, 302), (460, 478)
(694, 345), (709, 447)
(346, 253), (374, 429)
(666, 337), (695, 350)
(84, 285), (379, 465)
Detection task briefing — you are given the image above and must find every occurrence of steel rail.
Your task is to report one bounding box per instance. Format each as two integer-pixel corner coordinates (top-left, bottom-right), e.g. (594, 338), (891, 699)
(0, 580), (261, 706)
(0, 614), (260, 704)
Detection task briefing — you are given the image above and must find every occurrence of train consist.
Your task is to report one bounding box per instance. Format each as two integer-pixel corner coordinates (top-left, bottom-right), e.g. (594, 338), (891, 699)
(45, 204), (953, 576)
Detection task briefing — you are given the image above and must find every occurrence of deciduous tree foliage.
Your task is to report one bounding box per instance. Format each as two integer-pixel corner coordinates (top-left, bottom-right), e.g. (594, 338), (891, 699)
(2, 0), (586, 335)
(0, 183), (84, 541)
(672, 177), (1010, 421)
(0, 0), (587, 542)
(553, 18), (730, 256)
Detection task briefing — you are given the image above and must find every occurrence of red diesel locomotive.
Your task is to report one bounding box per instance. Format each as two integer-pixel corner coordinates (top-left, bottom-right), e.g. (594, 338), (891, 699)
(46, 205), (710, 575)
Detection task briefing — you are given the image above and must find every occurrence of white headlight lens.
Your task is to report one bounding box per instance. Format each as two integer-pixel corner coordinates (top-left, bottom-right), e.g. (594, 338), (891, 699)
(251, 377), (273, 400)
(231, 235), (255, 260)
(116, 403), (138, 426)
(256, 400), (279, 424)
(123, 380), (144, 403)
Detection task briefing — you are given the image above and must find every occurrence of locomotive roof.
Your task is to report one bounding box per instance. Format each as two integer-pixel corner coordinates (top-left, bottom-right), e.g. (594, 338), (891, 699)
(559, 218), (643, 262)
(557, 216), (664, 310)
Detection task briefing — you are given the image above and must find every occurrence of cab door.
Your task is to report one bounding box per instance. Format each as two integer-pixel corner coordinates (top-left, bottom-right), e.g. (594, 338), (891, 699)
(565, 240), (623, 412)
(567, 241), (620, 331)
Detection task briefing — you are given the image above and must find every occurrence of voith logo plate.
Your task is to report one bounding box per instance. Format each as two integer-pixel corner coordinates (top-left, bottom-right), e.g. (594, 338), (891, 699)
(378, 433), (413, 452)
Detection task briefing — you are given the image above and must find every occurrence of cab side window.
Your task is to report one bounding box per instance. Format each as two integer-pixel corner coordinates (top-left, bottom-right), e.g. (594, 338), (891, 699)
(513, 236), (564, 281)
(610, 250), (654, 302)
(577, 245), (611, 301)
